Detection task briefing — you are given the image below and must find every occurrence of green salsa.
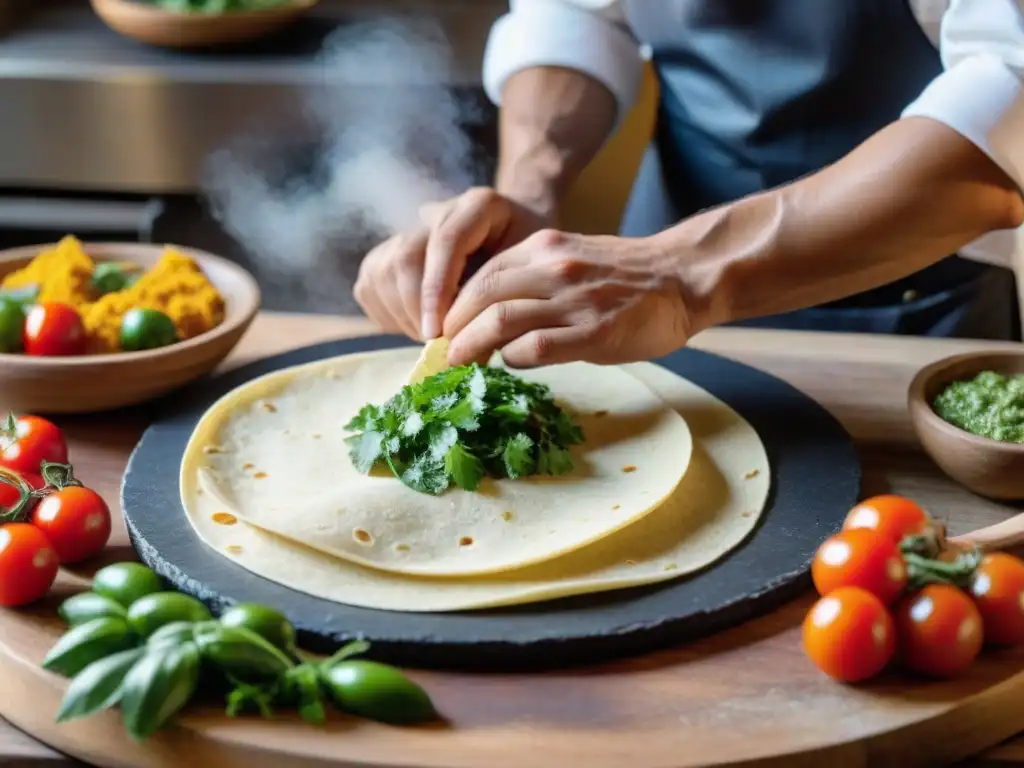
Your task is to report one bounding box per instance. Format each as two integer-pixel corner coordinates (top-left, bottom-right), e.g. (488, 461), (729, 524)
(932, 370), (1024, 443)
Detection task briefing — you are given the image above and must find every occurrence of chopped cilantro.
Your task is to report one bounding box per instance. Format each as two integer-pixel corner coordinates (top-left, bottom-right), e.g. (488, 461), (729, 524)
(344, 364), (586, 494)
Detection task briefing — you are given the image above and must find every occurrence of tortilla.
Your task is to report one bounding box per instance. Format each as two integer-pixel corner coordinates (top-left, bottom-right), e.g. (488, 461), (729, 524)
(179, 361), (771, 613)
(183, 347), (693, 577)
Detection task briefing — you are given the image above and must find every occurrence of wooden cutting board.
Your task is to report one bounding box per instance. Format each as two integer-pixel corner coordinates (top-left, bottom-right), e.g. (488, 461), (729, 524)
(1, 312), (1023, 768)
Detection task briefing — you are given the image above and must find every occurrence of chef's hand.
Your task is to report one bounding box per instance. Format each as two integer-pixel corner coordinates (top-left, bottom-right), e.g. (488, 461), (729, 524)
(442, 229), (695, 368)
(353, 188), (552, 340)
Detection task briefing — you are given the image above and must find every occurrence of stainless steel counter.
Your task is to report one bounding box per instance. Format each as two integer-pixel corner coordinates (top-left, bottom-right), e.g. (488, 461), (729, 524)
(0, 0), (501, 193)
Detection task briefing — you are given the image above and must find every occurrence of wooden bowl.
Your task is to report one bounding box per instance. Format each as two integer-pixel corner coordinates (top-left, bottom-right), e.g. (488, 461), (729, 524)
(90, 0), (319, 50)
(0, 242), (260, 415)
(908, 351), (1024, 500)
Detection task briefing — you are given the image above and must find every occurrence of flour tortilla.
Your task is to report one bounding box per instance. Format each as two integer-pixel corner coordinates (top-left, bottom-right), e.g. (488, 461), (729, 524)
(179, 362), (771, 613)
(184, 347), (693, 577)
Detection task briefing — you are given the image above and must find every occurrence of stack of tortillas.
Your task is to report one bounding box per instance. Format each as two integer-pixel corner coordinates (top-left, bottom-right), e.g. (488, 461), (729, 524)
(180, 339), (771, 612)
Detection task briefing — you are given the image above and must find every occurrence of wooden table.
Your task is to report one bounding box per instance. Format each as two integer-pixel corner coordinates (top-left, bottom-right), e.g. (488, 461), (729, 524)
(3, 311), (1024, 767)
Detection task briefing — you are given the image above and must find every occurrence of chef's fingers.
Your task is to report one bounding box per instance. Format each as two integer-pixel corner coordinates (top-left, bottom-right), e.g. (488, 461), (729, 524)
(354, 242), (416, 337)
(418, 200), (451, 229)
(387, 233), (430, 339)
(356, 282), (408, 336)
(443, 265), (553, 341)
(499, 324), (609, 369)
(421, 188), (510, 340)
(447, 299), (569, 367)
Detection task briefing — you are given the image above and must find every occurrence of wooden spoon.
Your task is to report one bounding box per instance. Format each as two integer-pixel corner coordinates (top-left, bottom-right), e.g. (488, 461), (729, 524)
(951, 511), (1024, 552)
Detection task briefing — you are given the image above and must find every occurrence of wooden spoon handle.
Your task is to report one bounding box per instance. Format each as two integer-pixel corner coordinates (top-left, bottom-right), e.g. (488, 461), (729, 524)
(950, 511), (1024, 552)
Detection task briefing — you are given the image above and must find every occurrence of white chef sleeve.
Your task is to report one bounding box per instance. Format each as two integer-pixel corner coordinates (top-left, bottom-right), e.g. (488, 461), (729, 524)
(903, 0), (1024, 192)
(482, 0), (644, 127)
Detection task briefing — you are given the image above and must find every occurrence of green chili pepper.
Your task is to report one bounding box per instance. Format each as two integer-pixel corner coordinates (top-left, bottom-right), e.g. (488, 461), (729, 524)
(42, 617), (138, 677)
(58, 593), (127, 627)
(319, 660), (436, 725)
(55, 647), (145, 723)
(219, 603), (297, 655)
(194, 624), (294, 682)
(120, 642), (201, 741)
(127, 592), (212, 637)
(145, 621), (197, 652)
(92, 563), (164, 609)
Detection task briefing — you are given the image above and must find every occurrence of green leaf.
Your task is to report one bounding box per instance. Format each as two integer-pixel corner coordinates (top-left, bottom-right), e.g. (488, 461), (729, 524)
(120, 642), (200, 741)
(401, 412), (424, 437)
(443, 393), (481, 431)
(344, 404), (378, 432)
(538, 445), (574, 476)
(492, 394), (529, 421)
(554, 411), (586, 445)
(345, 362), (585, 494)
(400, 455), (448, 495)
(346, 431), (383, 474)
(502, 433), (535, 479)
(428, 424), (459, 460)
(55, 647), (145, 723)
(445, 442), (484, 491)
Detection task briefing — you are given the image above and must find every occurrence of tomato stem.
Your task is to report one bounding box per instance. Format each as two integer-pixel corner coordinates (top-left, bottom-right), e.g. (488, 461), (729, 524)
(0, 466), (33, 523)
(900, 525), (946, 560)
(905, 548), (982, 590)
(39, 461), (82, 492)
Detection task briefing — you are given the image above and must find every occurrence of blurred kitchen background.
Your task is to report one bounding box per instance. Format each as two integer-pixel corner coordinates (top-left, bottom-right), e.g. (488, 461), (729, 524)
(0, 0), (503, 314)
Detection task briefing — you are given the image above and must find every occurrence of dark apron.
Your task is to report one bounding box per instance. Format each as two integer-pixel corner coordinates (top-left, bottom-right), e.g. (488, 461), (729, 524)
(619, 0), (1019, 340)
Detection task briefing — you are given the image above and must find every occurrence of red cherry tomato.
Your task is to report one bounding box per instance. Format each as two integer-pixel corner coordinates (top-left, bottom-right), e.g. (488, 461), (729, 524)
(895, 584), (983, 678)
(23, 302), (86, 357)
(0, 522), (59, 606)
(811, 528), (907, 604)
(969, 553), (1024, 646)
(0, 414), (68, 476)
(31, 486), (111, 564)
(803, 586), (896, 682)
(843, 495), (930, 544)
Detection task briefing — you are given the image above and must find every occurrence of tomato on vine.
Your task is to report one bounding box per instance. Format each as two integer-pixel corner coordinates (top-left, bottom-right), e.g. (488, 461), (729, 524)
(0, 414), (68, 476)
(842, 495), (930, 544)
(0, 522), (59, 606)
(969, 553), (1024, 646)
(895, 584), (983, 678)
(811, 528), (907, 604)
(32, 485), (111, 564)
(803, 586), (896, 682)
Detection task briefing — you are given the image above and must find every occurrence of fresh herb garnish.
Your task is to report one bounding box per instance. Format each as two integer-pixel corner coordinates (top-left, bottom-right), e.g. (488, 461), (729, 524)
(344, 364), (585, 495)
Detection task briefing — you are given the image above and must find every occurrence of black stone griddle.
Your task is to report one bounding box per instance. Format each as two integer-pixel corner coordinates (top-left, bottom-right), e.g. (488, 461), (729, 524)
(121, 336), (860, 671)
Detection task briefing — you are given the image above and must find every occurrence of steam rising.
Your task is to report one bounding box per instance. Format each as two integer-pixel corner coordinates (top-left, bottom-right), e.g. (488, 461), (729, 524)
(202, 18), (479, 310)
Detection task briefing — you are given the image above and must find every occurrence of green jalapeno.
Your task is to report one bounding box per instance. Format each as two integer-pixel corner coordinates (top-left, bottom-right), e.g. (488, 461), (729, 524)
(320, 660), (436, 725)
(58, 593), (127, 627)
(127, 592), (211, 637)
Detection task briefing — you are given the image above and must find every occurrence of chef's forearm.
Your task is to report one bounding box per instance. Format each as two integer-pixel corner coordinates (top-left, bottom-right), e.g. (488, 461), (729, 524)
(494, 66), (617, 221)
(664, 117), (1024, 333)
